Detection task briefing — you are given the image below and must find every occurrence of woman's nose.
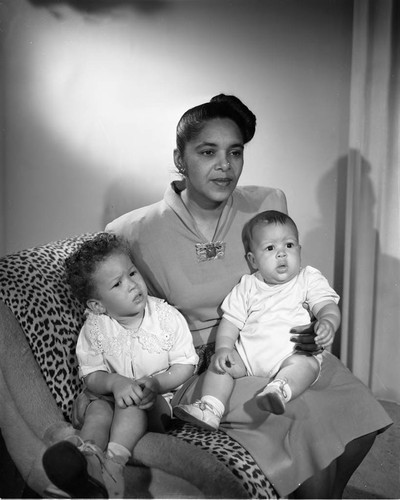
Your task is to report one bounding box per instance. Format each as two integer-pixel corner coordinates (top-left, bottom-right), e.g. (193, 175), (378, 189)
(217, 155), (231, 170)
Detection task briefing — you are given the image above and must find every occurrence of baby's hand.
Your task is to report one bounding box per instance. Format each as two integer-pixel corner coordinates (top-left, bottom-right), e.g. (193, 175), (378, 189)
(314, 319), (335, 348)
(112, 377), (144, 408)
(212, 348), (236, 374)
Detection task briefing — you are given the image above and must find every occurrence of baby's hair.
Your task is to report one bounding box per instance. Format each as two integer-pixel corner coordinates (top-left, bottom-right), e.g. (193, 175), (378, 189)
(176, 93), (256, 156)
(65, 232), (130, 305)
(242, 210), (299, 254)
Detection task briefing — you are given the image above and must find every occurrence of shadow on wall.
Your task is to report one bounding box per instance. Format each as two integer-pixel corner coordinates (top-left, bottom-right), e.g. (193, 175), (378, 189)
(305, 150), (400, 395)
(102, 174), (166, 228)
(27, 0), (166, 15)
(299, 154), (349, 357)
(301, 152), (375, 358)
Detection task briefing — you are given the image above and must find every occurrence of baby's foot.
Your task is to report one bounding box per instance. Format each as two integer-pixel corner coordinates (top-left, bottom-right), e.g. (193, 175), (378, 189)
(174, 400), (221, 431)
(256, 379), (291, 415)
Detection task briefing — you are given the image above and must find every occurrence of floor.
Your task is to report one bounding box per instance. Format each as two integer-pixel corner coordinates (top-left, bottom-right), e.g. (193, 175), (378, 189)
(344, 400), (400, 499)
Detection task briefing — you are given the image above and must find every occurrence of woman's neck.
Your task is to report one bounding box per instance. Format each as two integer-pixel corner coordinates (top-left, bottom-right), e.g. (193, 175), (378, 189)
(181, 190), (226, 241)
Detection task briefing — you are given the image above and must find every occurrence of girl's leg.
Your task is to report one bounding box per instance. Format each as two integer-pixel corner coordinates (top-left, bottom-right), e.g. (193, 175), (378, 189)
(104, 405), (147, 498)
(110, 404), (147, 452)
(80, 399), (113, 450)
(42, 399), (114, 498)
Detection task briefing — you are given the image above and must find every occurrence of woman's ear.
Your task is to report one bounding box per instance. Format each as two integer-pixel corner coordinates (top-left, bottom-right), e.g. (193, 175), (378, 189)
(87, 299), (106, 315)
(246, 252), (258, 270)
(173, 149), (186, 176)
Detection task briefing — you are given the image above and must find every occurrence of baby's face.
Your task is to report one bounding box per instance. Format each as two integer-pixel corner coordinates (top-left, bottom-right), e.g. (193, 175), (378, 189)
(247, 222), (301, 285)
(91, 251), (148, 321)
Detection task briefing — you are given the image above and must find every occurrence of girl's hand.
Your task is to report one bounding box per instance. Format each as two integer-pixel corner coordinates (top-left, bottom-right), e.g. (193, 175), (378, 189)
(314, 319), (335, 348)
(135, 376), (160, 410)
(112, 376), (144, 408)
(212, 348), (236, 374)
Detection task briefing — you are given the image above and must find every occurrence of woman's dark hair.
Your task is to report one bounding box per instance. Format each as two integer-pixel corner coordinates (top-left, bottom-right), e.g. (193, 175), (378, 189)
(242, 210), (299, 254)
(176, 94), (256, 155)
(64, 232), (129, 304)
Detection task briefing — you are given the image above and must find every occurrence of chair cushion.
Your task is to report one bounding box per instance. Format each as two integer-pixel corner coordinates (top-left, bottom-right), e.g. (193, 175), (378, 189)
(0, 234), (277, 499)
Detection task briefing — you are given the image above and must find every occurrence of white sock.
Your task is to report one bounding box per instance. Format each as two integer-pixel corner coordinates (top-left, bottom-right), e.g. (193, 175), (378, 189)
(106, 442), (131, 464)
(201, 395), (225, 417)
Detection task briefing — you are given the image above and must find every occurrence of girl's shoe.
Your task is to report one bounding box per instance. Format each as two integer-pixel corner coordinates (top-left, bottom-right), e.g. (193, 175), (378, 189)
(102, 452), (126, 499)
(256, 379), (290, 415)
(42, 438), (108, 498)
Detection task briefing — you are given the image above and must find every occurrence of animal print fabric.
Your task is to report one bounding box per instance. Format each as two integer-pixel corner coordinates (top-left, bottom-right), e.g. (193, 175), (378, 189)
(0, 234), (277, 499)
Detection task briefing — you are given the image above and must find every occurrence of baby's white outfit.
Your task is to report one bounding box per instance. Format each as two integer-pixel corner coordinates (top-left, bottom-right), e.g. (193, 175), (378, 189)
(222, 266), (339, 379)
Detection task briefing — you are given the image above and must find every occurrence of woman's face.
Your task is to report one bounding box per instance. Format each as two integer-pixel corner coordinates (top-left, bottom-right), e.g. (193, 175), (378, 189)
(175, 118), (244, 208)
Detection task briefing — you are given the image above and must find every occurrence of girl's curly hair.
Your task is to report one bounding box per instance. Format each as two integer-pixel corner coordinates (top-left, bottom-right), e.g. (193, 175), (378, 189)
(64, 232), (129, 304)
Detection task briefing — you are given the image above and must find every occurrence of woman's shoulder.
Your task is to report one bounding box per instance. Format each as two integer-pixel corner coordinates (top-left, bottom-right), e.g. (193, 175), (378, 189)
(234, 186), (287, 212)
(105, 198), (169, 238)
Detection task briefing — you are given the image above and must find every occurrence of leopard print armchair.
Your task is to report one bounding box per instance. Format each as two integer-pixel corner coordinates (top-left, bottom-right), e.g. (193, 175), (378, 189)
(0, 234), (277, 499)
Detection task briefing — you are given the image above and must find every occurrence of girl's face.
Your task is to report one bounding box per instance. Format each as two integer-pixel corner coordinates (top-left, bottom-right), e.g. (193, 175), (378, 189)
(247, 222), (301, 285)
(88, 251), (148, 322)
(175, 118), (244, 208)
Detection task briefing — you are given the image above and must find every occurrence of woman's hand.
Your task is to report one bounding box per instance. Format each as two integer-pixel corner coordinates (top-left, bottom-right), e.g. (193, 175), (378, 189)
(135, 376), (160, 410)
(289, 322), (324, 354)
(212, 348), (236, 374)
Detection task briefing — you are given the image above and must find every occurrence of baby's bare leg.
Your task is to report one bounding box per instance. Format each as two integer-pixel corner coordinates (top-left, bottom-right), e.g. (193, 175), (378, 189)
(202, 350), (247, 407)
(257, 354), (320, 414)
(275, 353), (320, 399)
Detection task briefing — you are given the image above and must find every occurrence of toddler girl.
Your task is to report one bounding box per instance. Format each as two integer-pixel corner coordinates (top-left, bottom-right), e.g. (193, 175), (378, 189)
(43, 232), (198, 498)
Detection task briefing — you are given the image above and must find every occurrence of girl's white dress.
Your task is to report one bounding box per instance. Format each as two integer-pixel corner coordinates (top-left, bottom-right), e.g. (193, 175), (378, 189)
(76, 296), (199, 382)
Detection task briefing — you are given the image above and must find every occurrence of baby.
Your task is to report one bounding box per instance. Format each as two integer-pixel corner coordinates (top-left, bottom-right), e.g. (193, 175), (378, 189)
(174, 210), (340, 430)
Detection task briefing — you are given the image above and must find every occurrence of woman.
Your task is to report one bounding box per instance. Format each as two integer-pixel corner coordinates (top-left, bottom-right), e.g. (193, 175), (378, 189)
(106, 94), (392, 498)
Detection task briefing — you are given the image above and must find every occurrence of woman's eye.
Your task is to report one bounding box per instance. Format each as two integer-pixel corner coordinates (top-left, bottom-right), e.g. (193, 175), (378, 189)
(129, 271), (136, 277)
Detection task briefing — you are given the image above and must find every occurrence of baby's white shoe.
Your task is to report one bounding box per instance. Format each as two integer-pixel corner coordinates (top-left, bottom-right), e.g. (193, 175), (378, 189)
(256, 379), (291, 415)
(174, 400), (221, 431)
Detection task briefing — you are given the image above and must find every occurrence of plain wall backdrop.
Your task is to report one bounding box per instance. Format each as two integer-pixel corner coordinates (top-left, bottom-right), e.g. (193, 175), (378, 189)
(1, 0), (353, 287)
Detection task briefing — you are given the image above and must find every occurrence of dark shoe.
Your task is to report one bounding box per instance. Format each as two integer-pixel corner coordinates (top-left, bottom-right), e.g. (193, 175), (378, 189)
(42, 440), (108, 498)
